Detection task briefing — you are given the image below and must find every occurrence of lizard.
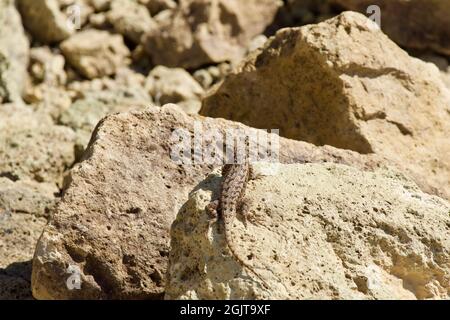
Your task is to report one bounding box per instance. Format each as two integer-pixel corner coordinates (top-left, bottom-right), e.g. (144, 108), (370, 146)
(206, 139), (269, 289)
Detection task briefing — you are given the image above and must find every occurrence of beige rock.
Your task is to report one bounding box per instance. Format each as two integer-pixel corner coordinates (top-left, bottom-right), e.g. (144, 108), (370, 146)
(146, 66), (204, 113)
(146, 0), (177, 16)
(24, 85), (72, 121)
(18, 0), (75, 43)
(89, 0), (111, 11)
(193, 63), (232, 90)
(31, 105), (386, 299)
(333, 0), (450, 57)
(0, 215), (47, 300)
(0, 0), (29, 103)
(60, 30), (130, 79)
(0, 103), (76, 185)
(0, 178), (58, 218)
(200, 12), (450, 201)
(166, 162), (450, 299)
(62, 71), (151, 155)
(59, 93), (148, 157)
(0, 209), (47, 300)
(28, 47), (67, 86)
(107, 0), (156, 43)
(88, 12), (109, 28)
(24, 47), (71, 119)
(142, 0), (282, 69)
(193, 69), (213, 89)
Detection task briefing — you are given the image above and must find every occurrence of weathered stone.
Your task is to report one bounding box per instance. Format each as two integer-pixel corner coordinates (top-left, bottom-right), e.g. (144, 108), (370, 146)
(193, 63), (231, 90)
(28, 47), (67, 86)
(333, 0), (450, 57)
(31, 105), (385, 299)
(0, 103), (76, 186)
(167, 162), (450, 299)
(0, 0), (29, 103)
(146, 66), (204, 113)
(18, 0), (75, 43)
(24, 85), (72, 121)
(143, 0), (283, 69)
(146, 0), (177, 16)
(61, 71), (151, 155)
(89, 0), (111, 11)
(0, 200), (51, 266)
(0, 178), (58, 218)
(200, 12), (450, 200)
(107, 0), (156, 43)
(0, 210), (47, 300)
(60, 30), (130, 79)
(88, 12), (109, 28)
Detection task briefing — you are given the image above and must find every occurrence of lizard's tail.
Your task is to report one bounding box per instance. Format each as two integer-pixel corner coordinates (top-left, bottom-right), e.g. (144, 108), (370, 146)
(224, 228), (270, 289)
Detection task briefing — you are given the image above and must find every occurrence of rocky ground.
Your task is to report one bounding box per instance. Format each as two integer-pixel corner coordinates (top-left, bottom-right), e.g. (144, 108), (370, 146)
(0, 0), (449, 300)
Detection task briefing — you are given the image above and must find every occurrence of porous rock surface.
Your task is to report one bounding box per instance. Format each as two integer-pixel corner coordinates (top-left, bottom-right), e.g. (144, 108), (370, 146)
(166, 162), (450, 299)
(0, 103), (76, 186)
(0, 0), (29, 104)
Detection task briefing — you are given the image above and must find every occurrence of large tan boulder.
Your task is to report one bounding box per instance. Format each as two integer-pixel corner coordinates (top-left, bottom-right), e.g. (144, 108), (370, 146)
(332, 0), (450, 57)
(166, 162), (450, 299)
(60, 30), (130, 79)
(142, 0), (283, 69)
(31, 105), (385, 299)
(200, 12), (450, 200)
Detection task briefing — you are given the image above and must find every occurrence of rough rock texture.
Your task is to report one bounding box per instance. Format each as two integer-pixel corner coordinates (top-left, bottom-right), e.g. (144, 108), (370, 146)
(24, 47), (71, 119)
(60, 30), (130, 79)
(28, 47), (67, 87)
(333, 0), (450, 57)
(18, 0), (75, 43)
(31, 105), (386, 299)
(166, 162), (450, 300)
(200, 12), (450, 201)
(60, 71), (151, 155)
(146, 0), (177, 16)
(0, 103), (76, 186)
(146, 66), (205, 113)
(143, 0), (283, 69)
(107, 0), (156, 43)
(0, 187), (50, 300)
(0, 0), (29, 103)
(0, 178), (58, 219)
(0, 212), (47, 300)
